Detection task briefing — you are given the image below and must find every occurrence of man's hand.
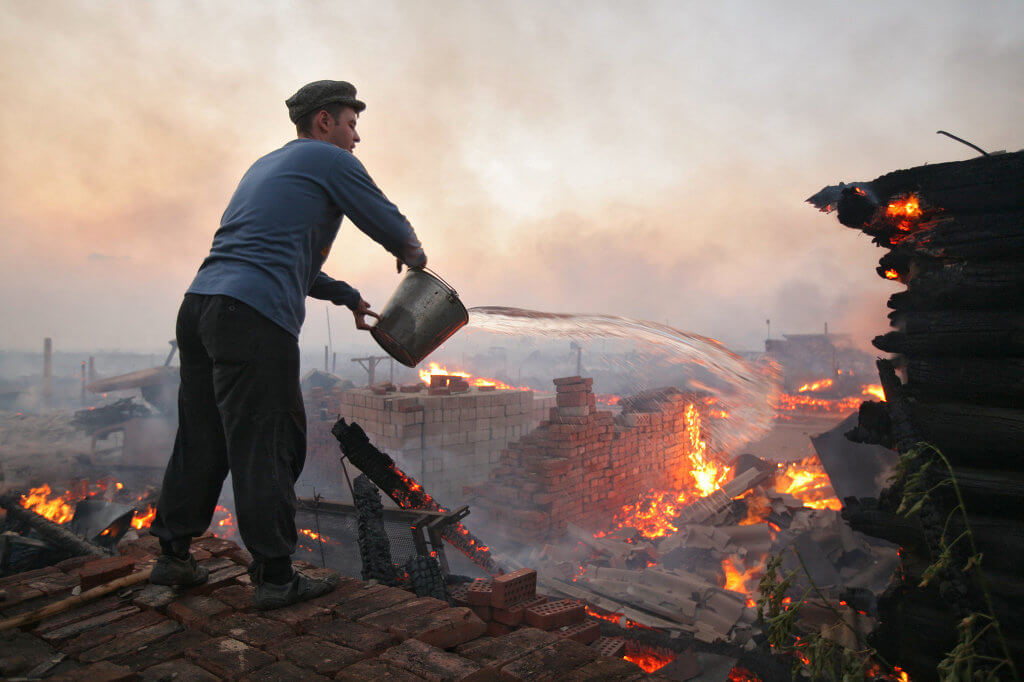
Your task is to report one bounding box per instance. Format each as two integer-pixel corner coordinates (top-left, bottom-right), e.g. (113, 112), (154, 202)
(352, 298), (380, 331)
(396, 256), (427, 273)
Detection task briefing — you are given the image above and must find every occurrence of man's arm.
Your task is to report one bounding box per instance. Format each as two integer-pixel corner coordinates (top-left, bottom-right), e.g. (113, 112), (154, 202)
(309, 272), (379, 330)
(326, 153), (427, 269)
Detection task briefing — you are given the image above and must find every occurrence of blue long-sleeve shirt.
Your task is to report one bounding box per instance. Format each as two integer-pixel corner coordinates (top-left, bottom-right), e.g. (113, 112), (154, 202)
(187, 138), (426, 337)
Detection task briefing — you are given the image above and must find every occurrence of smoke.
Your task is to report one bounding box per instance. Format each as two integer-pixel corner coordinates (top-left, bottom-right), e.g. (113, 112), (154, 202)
(0, 1), (1020, 356)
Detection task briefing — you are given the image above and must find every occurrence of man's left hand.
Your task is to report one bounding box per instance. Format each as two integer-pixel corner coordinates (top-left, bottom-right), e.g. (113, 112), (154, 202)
(352, 298), (380, 330)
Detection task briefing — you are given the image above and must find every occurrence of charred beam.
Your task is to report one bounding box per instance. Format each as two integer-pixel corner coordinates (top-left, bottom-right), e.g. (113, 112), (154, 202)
(0, 494), (112, 558)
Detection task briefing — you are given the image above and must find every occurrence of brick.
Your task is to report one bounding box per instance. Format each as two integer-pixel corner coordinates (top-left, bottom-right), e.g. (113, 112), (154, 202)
(202, 613), (293, 649)
(62, 610), (164, 655)
(55, 555), (94, 574)
(210, 584), (254, 611)
(185, 636), (276, 679)
(465, 578), (493, 606)
(589, 636), (626, 658)
(166, 594), (230, 628)
(117, 629), (211, 671)
(524, 600), (585, 630)
(305, 618), (396, 654)
(394, 606), (487, 649)
(244, 660), (332, 681)
(491, 569), (537, 608)
(265, 635), (363, 675)
(448, 582), (470, 606)
(469, 604), (491, 621)
(486, 621), (512, 637)
(334, 658), (429, 681)
(140, 659), (219, 681)
(0, 630), (57, 678)
(34, 595), (128, 638)
(555, 620), (600, 645)
(500, 638), (599, 680)
(27, 571), (79, 596)
(339, 586), (416, 619)
(75, 557), (136, 591)
(132, 585), (176, 611)
(358, 597), (449, 630)
(262, 598), (331, 630)
(379, 638), (482, 682)
(78, 619), (184, 663)
(456, 627), (558, 670)
(191, 563), (246, 595)
(0, 565), (59, 587)
(562, 657), (644, 681)
(49, 661), (137, 681)
(556, 391), (590, 407)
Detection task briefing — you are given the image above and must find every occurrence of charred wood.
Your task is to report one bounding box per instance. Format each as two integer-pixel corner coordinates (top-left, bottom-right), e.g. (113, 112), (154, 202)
(874, 310), (1024, 357)
(908, 401), (1024, 464)
(903, 356), (1024, 406)
(0, 494), (111, 558)
(887, 259), (1024, 311)
(899, 209), (1024, 261)
(951, 466), (1024, 518)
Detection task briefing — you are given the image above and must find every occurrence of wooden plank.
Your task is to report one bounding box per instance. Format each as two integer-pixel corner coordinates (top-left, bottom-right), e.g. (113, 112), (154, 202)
(904, 356), (1024, 406)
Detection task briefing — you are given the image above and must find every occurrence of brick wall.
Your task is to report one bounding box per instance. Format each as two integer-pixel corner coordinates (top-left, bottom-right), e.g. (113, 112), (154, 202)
(468, 377), (707, 545)
(304, 385), (555, 505)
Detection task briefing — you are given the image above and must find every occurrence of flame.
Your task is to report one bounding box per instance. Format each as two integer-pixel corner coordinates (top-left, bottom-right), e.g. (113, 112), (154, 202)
(212, 505), (236, 539)
(722, 557), (761, 596)
(862, 384), (885, 401)
(776, 456), (841, 510)
(727, 667), (763, 681)
(594, 393), (621, 406)
(19, 484), (75, 524)
(131, 505), (157, 529)
(599, 404), (730, 539)
(797, 378), (833, 393)
(771, 393), (861, 415)
(737, 492), (772, 526)
(623, 647), (676, 673)
(886, 195), (922, 221)
(884, 268), (900, 280)
(417, 362), (530, 391)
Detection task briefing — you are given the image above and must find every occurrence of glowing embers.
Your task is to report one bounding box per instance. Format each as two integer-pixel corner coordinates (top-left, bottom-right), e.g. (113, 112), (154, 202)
(772, 380), (887, 418)
(623, 641), (677, 673)
(417, 361), (530, 391)
(884, 268), (900, 280)
(131, 505), (157, 529)
(882, 193), (937, 245)
(212, 504), (236, 539)
(796, 379), (833, 393)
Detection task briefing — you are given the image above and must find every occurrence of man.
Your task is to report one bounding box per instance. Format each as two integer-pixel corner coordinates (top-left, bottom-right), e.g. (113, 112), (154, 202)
(148, 80), (426, 609)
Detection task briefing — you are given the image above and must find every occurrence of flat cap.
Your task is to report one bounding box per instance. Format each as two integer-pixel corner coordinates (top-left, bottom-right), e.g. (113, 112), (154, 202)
(286, 80), (366, 123)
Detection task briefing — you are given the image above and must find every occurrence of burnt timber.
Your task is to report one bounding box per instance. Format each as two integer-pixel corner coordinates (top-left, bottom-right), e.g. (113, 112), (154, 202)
(821, 149), (1024, 680)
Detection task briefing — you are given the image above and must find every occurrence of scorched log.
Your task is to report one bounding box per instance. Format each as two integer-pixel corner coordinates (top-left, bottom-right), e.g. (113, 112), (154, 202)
(887, 260), (1024, 312)
(0, 494), (111, 558)
(907, 401), (1024, 464)
(903, 356), (1024, 406)
(874, 310), (1024, 358)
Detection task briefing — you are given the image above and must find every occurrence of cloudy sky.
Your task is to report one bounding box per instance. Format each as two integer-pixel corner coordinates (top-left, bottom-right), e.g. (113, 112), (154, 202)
(1, 1), (1020, 356)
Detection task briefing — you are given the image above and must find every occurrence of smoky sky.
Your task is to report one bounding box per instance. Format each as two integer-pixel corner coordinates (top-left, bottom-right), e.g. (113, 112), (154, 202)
(0, 1), (1020, 356)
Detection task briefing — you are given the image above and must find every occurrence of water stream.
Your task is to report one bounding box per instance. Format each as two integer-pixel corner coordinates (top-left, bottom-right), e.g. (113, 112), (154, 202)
(466, 306), (777, 452)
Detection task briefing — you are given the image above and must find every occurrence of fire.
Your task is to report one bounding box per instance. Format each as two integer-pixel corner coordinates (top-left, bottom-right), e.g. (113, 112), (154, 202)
(737, 492), (771, 526)
(600, 404), (730, 539)
(623, 647), (676, 673)
(884, 268), (900, 280)
(728, 667), (763, 682)
(19, 484), (75, 524)
(886, 195), (922, 223)
(417, 362), (529, 391)
(776, 456), (841, 510)
(721, 557), (760, 596)
(862, 384), (885, 401)
(212, 505), (236, 539)
(131, 505), (157, 529)
(797, 378), (833, 393)
(771, 392), (861, 415)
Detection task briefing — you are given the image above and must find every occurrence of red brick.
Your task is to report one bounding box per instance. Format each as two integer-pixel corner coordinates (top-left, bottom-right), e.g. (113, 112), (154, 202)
(190, 563), (246, 595)
(562, 657), (644, 681)
(139, 659), (218, 680)
(465, 578), (493, 606)
(78, 557), (136, 590)
(34, 596), (130, 639)
(358, 597), (449, 630)
(0, 630), (57, 678)
(243, 661), (332, 681)
(132, 585), (176, 611)
(557, 391), (590, 407)
(117, 629), (211, 671)
(185, 636), (276, 679)
(448, 582), (470, 606)
(191, 535), (241, 557)
(202, 613), (293, 649)
(261, 598), (331, 630)
(306, 617), (396, 653)
(524, 600), (585, 630)
(0, 565), (60, 587)
(486, 621), (512, 637)
(396, 607), (487, 648)
(589, 636), (626, 658)
(49, 661), (137, 681)
(334, 658), (429, 681)
(456, 627), (559, 670)
(469, 605), (492, 621)
(499, 638), (598, 680)
(491, 569), (537, 608)
(62, 610), (164, 656)
(266, 635), (363, 675)
(339, 586), (417, 619)
(166, 594), (230, 628)
(210, 584), (254, 611)
(78, 619), (184, 663)
(379, 638), (482, 681)
(555, 620), (600, 645)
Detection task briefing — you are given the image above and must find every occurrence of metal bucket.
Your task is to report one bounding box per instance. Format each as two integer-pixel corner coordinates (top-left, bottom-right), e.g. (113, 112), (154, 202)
(370, 268), (469, 367)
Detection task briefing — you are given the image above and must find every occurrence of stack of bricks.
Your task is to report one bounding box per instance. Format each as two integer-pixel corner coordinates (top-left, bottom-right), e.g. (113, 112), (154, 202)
(471, 376), (708, 544)
(304, 383), (555, 504)
(451, 569), (607, 649)
(0, 534), (644, 680)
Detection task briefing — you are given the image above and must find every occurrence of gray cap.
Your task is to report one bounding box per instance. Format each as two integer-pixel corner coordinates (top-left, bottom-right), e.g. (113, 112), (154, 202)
(285, 80), (366, 123)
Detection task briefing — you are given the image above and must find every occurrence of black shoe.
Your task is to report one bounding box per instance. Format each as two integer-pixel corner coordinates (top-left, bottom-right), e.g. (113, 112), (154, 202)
(253, 570), (338, 611)
(149, 553), (209, 587)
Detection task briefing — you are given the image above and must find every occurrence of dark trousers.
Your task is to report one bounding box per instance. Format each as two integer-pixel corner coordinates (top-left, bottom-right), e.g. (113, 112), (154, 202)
(150, 294), (306, 568)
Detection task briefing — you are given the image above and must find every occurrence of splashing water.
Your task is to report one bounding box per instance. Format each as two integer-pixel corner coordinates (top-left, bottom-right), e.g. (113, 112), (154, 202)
(466, 306), (776, 450)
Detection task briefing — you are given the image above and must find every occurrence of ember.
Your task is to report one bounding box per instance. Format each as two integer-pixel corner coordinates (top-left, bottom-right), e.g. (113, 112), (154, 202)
(131, 504), (157, 530)
(417, 361), (530, 391)
(623, 645), (676, 673)
(212, 504), (236, 539)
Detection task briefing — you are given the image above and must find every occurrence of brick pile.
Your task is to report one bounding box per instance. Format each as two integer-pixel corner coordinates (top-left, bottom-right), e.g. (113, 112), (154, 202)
(305, 383), (555, 504)
(0, 535), (650, 680)
(470, 376), (708, 544)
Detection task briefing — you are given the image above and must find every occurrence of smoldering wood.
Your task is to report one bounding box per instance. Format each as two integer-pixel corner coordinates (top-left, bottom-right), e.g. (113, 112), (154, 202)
(873, 309), (1024, 357)
(898, 209), (1024, 261)
(886, 259), (1024, 312)
(0, 494), (112, 558)
(903, 356), (1024, 406)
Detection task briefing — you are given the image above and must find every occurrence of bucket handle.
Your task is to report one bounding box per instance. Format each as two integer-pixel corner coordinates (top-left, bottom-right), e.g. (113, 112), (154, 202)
(420, 266), (460, 301)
